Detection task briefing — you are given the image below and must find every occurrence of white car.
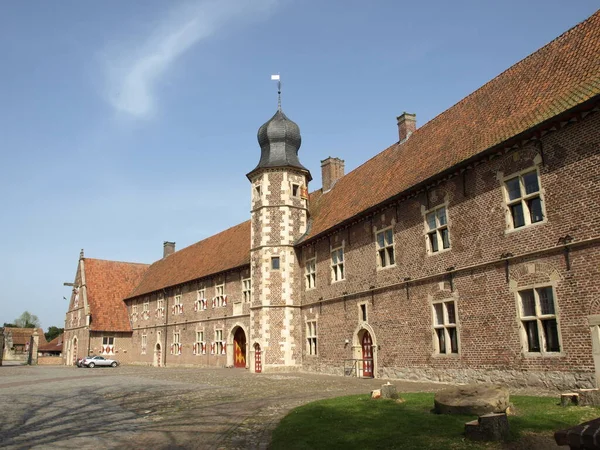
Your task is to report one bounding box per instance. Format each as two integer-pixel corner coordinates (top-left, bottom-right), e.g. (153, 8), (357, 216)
(82, 356), (119, 368)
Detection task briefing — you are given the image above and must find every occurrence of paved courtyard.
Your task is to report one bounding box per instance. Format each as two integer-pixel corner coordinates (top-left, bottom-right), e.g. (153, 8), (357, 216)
(0, 365), (558, 449)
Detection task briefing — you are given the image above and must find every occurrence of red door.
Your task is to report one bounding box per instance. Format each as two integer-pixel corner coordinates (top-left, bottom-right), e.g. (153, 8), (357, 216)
(254, 344), (262, 373)
(362, 331), (373, 378)
(234, 328), (247, 368)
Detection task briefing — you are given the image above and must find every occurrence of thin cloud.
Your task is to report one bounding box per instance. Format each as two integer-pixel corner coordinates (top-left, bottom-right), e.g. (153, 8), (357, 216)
(104, 0), (280, 119)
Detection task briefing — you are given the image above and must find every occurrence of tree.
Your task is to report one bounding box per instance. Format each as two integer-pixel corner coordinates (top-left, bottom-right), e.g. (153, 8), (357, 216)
(3, 323), (17, 328)
(45, 326), (64, 342)
(14, 311), (40, 329)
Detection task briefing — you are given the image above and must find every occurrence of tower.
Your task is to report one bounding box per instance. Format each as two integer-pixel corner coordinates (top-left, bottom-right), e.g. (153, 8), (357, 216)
(247, 101), (311, 372)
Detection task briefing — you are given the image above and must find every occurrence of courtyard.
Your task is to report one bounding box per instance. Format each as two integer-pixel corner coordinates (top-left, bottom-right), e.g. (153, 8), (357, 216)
(0, 365), (456, 449)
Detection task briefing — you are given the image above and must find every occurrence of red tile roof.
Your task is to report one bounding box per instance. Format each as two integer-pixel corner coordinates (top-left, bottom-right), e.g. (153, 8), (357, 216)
(4, 328), (47, 346)
(127, 221), (251, 299)
(84, 258), (149, 332)
(302, 11), (600, 241)
(39, 334), (63, 352)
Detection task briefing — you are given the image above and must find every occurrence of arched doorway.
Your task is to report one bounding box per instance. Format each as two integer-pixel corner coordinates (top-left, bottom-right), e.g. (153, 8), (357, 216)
(361, 331), (374, 378)
(71, 337), (78, 366)
(154, 343), (162, 367)
(254, 343), (262, 373)
(233, 328), (247, 368)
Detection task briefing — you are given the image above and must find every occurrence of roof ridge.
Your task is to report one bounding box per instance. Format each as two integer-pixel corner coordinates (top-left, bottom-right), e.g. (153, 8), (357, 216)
(84, 257), (149, 266)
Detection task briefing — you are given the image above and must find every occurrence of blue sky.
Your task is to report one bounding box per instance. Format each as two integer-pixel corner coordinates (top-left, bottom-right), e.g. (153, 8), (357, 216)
(0, 1), (597, 330)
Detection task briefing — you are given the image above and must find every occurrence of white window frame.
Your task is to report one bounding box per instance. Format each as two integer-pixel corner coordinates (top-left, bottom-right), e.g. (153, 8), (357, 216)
(242, 278), (252, 303)
(331, 247), (345, 282)
(195, 288), (207, 311)
(132, 304), (138, 322)
(102, 336), (115, 355)
(425, 205), (450, 254)
(172, 293), (183, 315)
(517, 285), (561, 355)
(194, 330), (206, 355)
(215, 329), (225, 355)
(376, 227), (395, 268)
(305, 257), (316, 289)
(172, 331), (182, 355)
(157, 295), (165, 318)
(306, 320), (318, 356)
(432, 300), (459, 355)
(213, 284), (227, 308)
(503, 167), (546, 231)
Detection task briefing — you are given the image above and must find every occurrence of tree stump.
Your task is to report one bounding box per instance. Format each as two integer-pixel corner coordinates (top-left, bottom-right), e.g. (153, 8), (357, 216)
(560, 393), (579, 407)
(465, 413), (510, 441)
(381, 382), (399, 399)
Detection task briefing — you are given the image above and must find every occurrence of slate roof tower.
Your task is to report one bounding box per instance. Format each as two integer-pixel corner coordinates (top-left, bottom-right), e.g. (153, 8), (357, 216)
(247, 95), (311, 372)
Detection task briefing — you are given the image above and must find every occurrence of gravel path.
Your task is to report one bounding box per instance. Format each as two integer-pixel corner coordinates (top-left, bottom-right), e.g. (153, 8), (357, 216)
(0, 365), (558, 449)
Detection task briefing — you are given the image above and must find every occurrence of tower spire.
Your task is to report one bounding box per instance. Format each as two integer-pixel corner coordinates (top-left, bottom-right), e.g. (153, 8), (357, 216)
(271, 74), (281, 111)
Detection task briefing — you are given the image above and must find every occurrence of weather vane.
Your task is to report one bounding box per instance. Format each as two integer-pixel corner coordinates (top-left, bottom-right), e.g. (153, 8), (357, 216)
(271, 74), (281, 110)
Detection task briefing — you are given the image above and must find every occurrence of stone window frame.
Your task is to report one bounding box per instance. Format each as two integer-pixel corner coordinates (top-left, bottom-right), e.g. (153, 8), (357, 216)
(291, 182), (300, 198)
(306, 320), (318, 356)
(424, 204), (451, 255)
(305, 255), (316, 290)
(132, 303), (138, 315)
(143, 299), (149, 313)
(515, 284), (563, 356)
(195, 287), (207, 311)
(331, 246), (345, 283)
(242, 278), (252, 302)
(253, 181), (262, 200)
(431, 299), (460, 356)
(502, 166), (547, 232)
(172, 293), (183, 315)
(141, 333), (147, 355)
(157, 294), (165, 317)
(375, 226), (396, 269)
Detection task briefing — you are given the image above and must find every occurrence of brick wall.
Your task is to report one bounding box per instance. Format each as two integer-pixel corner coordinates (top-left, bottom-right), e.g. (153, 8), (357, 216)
(299, 111), (600, 389)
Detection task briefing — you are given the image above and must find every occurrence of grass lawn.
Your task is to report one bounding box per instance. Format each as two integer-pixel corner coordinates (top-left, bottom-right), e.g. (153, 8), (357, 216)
(270, 393), (600, 449)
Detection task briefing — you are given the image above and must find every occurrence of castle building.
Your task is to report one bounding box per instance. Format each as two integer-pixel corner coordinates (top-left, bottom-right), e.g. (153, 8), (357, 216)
(63, 12), (600, 390)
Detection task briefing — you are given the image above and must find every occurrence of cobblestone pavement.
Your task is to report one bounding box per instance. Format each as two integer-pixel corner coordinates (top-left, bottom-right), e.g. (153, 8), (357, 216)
(0, 365), (557, 449)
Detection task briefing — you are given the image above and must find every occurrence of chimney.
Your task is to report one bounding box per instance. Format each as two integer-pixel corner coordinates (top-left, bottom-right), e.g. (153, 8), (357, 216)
(163, 241), (175, 258)
(321, 157), (345, 192)
(397, 112), (416, 142)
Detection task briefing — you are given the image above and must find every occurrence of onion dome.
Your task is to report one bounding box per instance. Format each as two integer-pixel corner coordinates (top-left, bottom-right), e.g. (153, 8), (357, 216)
(248, 108), (311, 179)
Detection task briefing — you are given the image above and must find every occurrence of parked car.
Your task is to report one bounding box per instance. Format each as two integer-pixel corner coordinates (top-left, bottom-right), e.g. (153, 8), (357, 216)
(76, 357), (86, 367)
(81, 356), (119, 368)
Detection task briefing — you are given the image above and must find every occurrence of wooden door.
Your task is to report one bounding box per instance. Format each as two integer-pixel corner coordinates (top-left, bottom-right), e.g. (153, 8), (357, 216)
(254, 344), (262, 373)
(234, 328), (246, 368)
(362, 331), (373, 378)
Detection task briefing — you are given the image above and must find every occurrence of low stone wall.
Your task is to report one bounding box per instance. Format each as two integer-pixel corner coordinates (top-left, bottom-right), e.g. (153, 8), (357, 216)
(37, 356), (63, 366)
(380, 367), (595, 391)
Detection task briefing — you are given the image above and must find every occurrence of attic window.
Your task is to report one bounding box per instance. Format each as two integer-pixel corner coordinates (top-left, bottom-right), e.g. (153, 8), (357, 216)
(292, 183), (300, 197)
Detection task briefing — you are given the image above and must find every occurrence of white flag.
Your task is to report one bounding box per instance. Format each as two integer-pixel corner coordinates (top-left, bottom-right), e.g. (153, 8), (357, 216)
(271, 74), (280, 81)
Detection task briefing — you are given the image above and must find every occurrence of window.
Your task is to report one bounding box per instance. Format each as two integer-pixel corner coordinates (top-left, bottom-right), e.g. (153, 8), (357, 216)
(132, 304), (138, 317)
(504, 169), (544, 229)
(242, 278), (252, 302)
(143, 300), (149, 312)
(292, 183), (299, 197)
(194, 331), (206, 355)
(215, 330), (225, 355)
(433, 301), (459, 354)
(142, 299), (149, 319)
(157, 295), (165, 318)
(254, 183), (262, 198)
(307, 321), (318, 355)
(271, 257), (280, 270)
(171, 331), (182, 355)
(102, 336), (115, 355)
(172, 294), (183, 315)
(360, 303), (367, 322)
(195, 288), (207, 311)
(213, 284), (227, 308)
(518, 286), (560, 354)
(305, 257), (316, 289)
(331, 248), (345, 282)
(376, 228), (395, 268)
(426, 206), (450, 253)
(141, 334), (147, 354)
